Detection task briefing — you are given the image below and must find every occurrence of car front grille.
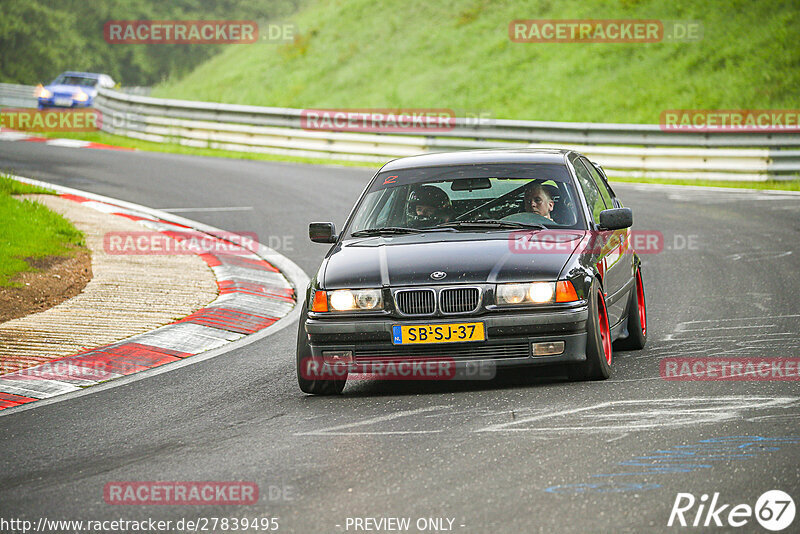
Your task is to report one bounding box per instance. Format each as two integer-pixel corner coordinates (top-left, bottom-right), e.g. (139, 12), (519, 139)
(354, 341), (530, 361)
(394, 289), (436, 315)
(440, 287), (480, 314)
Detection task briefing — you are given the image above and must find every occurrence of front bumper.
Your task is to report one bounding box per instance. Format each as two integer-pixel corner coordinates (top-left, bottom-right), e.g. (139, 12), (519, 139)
(304, 305), (589, 369)
(38, 97), (92, 109)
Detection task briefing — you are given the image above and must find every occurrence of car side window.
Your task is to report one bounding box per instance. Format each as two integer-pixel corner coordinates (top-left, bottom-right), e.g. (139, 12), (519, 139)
(580, 158), (614, 208)
(572, 157), (607, 225)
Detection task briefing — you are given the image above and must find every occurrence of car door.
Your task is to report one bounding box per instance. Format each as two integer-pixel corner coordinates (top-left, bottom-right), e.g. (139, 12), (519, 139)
(579, 157), (634, 327)
(571, 155), (627, 327)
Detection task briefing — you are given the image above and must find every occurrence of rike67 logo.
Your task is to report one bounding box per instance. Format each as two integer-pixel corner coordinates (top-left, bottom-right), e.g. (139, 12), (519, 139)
(668, 490), (795, 531)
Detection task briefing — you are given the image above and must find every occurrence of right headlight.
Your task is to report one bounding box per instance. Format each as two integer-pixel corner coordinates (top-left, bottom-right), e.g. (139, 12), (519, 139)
(36, 85), (52, 99)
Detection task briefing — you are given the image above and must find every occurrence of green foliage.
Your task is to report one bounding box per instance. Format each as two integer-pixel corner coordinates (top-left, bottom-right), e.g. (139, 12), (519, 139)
(0, 0), (302, 85)
(153, 0), (800, 123)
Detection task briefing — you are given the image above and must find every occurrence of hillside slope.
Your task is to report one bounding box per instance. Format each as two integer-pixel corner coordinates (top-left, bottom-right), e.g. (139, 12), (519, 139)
(144, 0), (800, 123)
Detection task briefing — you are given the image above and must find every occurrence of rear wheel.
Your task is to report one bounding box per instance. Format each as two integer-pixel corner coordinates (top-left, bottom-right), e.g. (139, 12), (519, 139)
(296, 305), (347, 395)
(568, 281), (612, 381)
(614, 266), (647, 350)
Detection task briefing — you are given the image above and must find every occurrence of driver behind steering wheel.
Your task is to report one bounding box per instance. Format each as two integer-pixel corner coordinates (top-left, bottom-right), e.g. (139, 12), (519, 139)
(408, 185), (453, 227)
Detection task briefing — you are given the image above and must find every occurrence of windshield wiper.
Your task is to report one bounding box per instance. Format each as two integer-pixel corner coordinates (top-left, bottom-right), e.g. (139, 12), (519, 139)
(434, 219), (547, 230)
(351, 227), (424, 237)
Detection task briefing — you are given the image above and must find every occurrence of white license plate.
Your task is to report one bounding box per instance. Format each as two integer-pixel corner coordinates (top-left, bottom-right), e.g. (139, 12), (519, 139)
(54, 97), (72, 106)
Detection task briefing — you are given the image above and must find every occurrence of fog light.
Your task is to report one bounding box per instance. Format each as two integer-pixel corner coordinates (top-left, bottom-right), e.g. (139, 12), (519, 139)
(532, 341), (565, 356)
(322, 350), (354, 364)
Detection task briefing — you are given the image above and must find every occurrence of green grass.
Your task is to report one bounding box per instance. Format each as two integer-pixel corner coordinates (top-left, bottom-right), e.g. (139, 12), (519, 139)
(32, 130), (376, 168)
(0, 175), (85, 286)
(153, 0), (800, 124)
(0, 175), (55, 195)
(608, 176), (800, 191)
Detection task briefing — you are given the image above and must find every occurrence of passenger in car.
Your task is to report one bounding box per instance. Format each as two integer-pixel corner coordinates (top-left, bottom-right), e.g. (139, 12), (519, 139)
(524, 182), (555, 221)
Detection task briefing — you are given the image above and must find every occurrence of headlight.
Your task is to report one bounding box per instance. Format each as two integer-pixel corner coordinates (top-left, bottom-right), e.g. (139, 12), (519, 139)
(74, 91), (89, 102)
(311, 289), (383, 312)
(528, 282), (555, 303)
(496, 284), (528, 305)
(36, 85), (52, 99)
(496, 280), (579, 305)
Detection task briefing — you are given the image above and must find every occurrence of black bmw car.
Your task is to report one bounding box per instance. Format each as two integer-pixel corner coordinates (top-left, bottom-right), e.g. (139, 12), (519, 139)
(297, 149), (647, 394)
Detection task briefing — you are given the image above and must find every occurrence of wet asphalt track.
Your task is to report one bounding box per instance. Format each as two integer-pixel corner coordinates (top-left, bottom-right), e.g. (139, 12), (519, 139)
(1, 142), (800, 533)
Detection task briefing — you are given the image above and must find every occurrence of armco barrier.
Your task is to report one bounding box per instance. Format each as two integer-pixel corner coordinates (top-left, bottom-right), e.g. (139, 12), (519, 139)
(0, 83), (38, 108)
(4, 83), (799, 181)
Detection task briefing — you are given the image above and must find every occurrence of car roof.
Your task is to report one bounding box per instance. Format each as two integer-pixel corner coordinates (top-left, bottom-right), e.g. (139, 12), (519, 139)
(379, 148), (572, 172)
(59, 72), (103, 79)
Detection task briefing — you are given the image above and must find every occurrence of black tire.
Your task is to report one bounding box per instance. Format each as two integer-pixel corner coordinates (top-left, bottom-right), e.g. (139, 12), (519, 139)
(613, 266), (647, 351)
(568, 281), (612, 381)
(296, 305), (347, 395)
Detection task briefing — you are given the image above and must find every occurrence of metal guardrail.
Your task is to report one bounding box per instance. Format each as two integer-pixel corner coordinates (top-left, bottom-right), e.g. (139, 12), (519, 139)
(0, 83), (38, 109)
(3, 83), (798, 181)
(93, 88), (800, 181)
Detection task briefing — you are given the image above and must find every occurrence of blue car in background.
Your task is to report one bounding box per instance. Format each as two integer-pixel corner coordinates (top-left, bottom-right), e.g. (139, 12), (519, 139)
(37, 71), (116, 109)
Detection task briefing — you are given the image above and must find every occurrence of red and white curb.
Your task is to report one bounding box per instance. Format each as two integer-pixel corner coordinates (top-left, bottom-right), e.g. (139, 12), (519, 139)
(0, 128), (133, 151)
(0, 176), (309, 414)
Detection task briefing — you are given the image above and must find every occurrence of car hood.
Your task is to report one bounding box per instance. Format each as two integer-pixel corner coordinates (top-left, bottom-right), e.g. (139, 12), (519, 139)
(45, 84), (97, 96)
(321, 230), (586, 288)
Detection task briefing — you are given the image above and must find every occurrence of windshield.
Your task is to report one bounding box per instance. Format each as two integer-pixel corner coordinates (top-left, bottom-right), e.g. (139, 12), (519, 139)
(52, 75), (97, 87)
(346, 163), (586, 235)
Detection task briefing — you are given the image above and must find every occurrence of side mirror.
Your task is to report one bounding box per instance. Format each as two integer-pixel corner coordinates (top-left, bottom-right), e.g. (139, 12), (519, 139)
(309, 222), (337, 243)
(598, 208), (632, 231)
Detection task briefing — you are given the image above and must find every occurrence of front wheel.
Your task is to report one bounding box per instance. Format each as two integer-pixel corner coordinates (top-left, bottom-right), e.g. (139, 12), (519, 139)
(568, 281), (612, 381)
(614, 266), (647, 351)
(296, 305), (347, 395)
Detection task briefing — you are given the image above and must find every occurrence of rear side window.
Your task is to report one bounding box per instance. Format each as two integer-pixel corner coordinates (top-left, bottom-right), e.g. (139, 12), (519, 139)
(580, 158), (614, 208)
(572, 157), (607, 225)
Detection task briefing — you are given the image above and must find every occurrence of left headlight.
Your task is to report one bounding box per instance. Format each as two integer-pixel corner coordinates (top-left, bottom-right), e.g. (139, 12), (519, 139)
(496, 280), (579, 305)
(311, 289), (384, 312)
(74, 91), (89, 102)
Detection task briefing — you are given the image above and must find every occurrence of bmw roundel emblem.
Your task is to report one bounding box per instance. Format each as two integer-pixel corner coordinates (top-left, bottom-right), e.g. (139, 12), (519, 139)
(430, 271), (447, 280)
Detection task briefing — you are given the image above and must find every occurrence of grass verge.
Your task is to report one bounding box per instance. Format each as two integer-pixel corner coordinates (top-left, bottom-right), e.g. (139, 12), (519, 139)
(0, 175), (85, 287)
(608, 176), (800, 192)
(33, 130), (376, 168)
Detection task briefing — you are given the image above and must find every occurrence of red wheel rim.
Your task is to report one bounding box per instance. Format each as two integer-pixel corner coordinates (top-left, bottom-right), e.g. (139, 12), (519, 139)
(636, 268), (646, 336)
(598, 291), (612, 365)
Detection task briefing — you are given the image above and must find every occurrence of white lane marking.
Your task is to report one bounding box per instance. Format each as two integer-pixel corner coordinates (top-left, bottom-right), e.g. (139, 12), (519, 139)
(678, 324), (781, 332)
(679, 314), (800, 325)
(159, 206), (254, 212)
(475, 397), (799, 433)
(296, 406), (449, 436)
(45, 139), (91, 148)
(726, 251), (792, 262)
(0, 131), (32, 141)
